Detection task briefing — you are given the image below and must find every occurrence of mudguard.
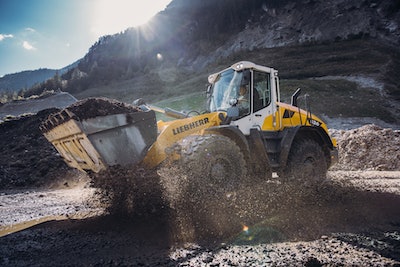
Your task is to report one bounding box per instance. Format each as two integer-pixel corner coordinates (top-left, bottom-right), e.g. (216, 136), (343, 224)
(279, 125), (337, 168)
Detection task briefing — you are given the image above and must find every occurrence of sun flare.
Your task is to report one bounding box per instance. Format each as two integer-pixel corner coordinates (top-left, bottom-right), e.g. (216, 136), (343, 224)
(91, 0), (170, 37)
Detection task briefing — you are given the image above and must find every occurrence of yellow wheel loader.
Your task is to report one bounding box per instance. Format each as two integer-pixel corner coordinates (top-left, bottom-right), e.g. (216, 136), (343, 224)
(41, 61), (338, 192)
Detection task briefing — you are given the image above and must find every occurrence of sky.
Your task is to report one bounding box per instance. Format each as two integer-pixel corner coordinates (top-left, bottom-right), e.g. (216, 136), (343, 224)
(0, 0), (172, 77)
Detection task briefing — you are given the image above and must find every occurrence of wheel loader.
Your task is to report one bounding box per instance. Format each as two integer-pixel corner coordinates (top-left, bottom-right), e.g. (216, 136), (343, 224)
(40, 61), (338, 191)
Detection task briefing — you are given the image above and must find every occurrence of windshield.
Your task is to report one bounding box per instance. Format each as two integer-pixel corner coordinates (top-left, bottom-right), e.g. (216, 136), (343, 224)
(208, 69), (243, 112)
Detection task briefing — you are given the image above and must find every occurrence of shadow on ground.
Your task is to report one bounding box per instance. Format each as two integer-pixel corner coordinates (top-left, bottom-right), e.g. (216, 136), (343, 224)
(1, 180), (400, 266)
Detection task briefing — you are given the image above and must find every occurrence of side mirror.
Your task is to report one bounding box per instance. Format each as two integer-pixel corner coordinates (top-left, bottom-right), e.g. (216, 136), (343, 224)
(229, 98), (238, 106)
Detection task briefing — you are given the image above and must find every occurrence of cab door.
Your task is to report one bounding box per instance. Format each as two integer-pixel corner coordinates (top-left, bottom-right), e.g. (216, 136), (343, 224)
(232, 70), (275, 134)
(251, 70), (275, 130)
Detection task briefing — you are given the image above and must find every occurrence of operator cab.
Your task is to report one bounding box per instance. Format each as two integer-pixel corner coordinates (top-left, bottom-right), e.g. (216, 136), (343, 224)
(207, 61), (280, 134)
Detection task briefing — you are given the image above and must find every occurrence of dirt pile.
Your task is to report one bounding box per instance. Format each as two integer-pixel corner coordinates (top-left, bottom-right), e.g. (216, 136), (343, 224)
(0, 108), (76, 189)
(40, 97), (142, 133)
(332, 124), (400, 171)
(65, 97), (140, 119)
(0, 97), (141, 190)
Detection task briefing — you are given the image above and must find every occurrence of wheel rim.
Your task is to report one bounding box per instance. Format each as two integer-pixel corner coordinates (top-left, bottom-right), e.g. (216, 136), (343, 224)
(302, 156), (316, 177)
(283, 140), (327, 184)
(210, 158), (231, 183)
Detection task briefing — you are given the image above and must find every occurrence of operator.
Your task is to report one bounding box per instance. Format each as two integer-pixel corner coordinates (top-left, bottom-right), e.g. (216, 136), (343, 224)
(237, 84), (250, 114)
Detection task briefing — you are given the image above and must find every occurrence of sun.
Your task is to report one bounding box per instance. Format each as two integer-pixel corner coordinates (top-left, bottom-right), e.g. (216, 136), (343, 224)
(91, 0), (170, 37)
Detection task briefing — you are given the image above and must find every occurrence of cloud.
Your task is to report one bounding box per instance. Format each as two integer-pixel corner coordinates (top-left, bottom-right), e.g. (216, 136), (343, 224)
(0, 34), (14, 41)
(25, 27), (36, 33)
(22, 41), (36, 50)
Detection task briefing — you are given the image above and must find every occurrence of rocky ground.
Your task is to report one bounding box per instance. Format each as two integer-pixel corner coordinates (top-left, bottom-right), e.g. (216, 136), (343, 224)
(0, 170), (399, 266)
(0, 101), (399, 266)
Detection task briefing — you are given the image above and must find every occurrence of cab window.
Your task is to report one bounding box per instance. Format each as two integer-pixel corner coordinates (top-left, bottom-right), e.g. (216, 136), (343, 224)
(253, 71), (271, 112)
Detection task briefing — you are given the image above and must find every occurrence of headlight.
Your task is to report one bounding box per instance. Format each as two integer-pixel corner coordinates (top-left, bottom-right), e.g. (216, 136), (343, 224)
(235, 63), (244, 70)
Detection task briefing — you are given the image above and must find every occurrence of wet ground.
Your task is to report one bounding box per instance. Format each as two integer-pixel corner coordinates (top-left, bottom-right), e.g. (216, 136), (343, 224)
(0, 171), (399, 266)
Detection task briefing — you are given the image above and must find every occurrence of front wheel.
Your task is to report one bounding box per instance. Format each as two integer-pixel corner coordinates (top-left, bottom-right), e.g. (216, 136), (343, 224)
(165, 134), (248, 241)
(180, 134), (247, 194)
(280, 139), (328, 185)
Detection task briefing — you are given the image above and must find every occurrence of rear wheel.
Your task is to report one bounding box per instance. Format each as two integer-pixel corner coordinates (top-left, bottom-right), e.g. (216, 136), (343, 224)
(281, 139), (328, 185)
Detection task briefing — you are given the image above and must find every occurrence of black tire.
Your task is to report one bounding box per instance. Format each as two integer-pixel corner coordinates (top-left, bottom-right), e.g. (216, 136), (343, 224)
(166, 134), (247, 241)
(180, 134), (247, 195)
(281, 139), (328, 185)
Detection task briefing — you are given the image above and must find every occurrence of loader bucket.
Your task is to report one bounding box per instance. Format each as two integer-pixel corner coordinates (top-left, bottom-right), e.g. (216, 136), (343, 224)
(41, 99), (157, 173)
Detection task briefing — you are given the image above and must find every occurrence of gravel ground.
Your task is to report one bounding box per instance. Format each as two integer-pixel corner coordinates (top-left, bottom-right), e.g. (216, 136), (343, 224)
(0, 187), (101, 227)
(0, 171), (399, 266)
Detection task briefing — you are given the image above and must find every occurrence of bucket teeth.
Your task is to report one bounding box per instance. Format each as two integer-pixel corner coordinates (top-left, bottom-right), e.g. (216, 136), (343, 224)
(40, 109), (77, 133)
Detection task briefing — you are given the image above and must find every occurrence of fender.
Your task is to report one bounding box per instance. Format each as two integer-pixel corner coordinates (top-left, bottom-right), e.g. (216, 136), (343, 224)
(249, 128), (271, 174)
(279, 125), (335, 168)
(278, 126), (300, 169)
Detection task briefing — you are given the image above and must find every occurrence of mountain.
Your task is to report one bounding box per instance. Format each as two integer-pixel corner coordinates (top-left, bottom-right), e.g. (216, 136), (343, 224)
(62, 0), (399, 92)
(11, 0), (400, 123)
(0, 69), (57, 93)
(0, 60), (79, 93)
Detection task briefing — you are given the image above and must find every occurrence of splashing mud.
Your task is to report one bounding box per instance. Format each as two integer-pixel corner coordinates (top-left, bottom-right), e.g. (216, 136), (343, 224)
(89, 165), (165, 216)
